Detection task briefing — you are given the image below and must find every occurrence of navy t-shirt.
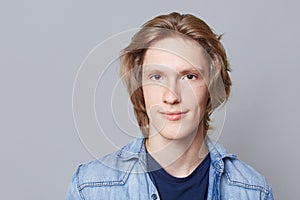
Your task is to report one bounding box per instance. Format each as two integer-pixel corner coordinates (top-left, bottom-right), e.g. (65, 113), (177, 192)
(147, 153), (210, 200)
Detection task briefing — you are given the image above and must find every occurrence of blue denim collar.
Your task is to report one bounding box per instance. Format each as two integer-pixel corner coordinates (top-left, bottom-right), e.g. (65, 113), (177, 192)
(117, 137), (237, 173)
(206, 137), (237, 173)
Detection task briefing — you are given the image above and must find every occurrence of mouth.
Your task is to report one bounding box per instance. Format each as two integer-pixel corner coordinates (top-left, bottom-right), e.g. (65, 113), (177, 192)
(159, 111), (188, 121)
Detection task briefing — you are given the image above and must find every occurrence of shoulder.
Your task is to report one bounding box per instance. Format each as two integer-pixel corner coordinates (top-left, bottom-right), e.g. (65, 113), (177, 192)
(220, 157), (274, 199)
(207, 139), (273, 198)
(66, 139), (147, 200)
(76, 151), (126, 187)
(223, 156), (271, 193)
(74, 138), (144, 190)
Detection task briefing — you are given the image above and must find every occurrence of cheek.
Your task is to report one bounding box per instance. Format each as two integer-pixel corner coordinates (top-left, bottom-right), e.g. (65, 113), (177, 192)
(183, 86), (208, 109)
(142, 85), (160, 107)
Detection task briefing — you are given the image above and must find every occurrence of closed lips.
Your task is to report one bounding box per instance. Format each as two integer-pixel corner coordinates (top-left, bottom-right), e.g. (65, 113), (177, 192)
(159, 111), (188, 121)
(160, 111), (187, 115)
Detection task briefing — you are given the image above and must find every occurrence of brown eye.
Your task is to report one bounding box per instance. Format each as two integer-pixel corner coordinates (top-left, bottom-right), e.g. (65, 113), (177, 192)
(184, 74), (197, 80)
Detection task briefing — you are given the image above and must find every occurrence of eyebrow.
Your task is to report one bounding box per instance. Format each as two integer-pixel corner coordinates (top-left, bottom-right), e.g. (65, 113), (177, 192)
(143, 65), (205, 75)
(179, 68), (205, 75)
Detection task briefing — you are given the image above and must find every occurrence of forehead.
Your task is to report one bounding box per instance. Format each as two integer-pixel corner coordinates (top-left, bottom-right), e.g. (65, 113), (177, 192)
(143, 37), (210, 71)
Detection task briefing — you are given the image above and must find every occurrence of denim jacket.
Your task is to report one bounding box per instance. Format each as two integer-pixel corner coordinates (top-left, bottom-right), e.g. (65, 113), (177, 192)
(66, 138), (273, 200)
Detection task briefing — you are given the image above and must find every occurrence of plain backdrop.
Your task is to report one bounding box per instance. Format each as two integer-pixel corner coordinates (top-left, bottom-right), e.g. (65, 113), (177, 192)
(1, 0), (299, 199)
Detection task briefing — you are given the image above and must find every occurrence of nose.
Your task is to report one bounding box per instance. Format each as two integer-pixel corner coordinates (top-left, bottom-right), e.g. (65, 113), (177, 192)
(162, 84), (181, 105)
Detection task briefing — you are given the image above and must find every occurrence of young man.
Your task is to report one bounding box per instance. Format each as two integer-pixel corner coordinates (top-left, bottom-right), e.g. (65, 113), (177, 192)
(67, 12), (273, 199)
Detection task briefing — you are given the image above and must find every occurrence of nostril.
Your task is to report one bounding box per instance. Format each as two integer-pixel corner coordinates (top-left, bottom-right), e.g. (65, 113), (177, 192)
(163, 90), (181, 105)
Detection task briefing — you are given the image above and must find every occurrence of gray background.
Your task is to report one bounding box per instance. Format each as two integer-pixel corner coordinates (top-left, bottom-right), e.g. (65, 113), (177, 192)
(1, 0), (299, 199)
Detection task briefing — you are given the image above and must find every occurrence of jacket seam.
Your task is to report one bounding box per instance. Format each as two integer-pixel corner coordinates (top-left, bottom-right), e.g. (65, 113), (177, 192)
(77, 159), (137, 191)
(75, 165), (85, 200)
(264, 185), (272, 200)
(224, 172), (270, 196)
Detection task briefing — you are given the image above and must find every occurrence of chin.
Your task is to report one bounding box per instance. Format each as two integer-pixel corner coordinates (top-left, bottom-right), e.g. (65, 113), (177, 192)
(157, 127), (199, 141)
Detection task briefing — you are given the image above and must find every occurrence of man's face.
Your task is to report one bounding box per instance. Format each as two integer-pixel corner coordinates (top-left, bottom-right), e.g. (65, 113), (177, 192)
(142, 37), (210, 140)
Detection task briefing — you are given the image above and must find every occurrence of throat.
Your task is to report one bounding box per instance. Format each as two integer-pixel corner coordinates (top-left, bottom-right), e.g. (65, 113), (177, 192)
(145, 132), (209, 178)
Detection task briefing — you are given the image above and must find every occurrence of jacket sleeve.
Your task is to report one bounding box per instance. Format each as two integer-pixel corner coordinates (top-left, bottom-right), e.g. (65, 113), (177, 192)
(66, 168), (83, 200)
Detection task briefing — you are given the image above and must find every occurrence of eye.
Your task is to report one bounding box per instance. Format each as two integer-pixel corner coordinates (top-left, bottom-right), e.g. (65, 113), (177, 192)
(183, 74), (197, 80)
(150, 74), (162, 80)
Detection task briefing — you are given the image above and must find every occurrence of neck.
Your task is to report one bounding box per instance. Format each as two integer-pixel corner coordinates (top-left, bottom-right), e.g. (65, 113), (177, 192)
(145, 125), (209, 178)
